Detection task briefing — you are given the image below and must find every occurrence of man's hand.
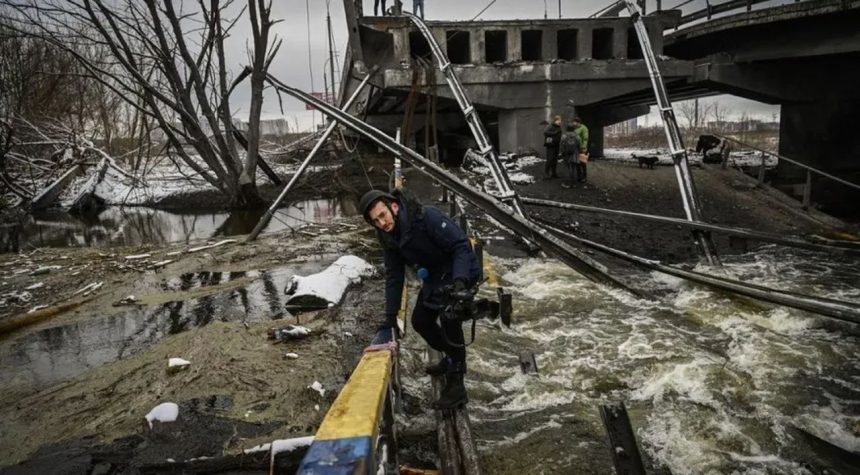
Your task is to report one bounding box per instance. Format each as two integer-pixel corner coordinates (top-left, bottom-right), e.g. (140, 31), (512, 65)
(451, 278), (472, 302)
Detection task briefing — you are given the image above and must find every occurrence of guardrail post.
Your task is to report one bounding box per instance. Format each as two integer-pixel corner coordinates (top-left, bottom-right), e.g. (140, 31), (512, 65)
(380, 388), (399, 474)
(657, 0), (662, 11)
(757, 151), (766, 186)
(803, 170), (812, 210)
(747, 0), (753, 11)
(706, 0), (712, 19)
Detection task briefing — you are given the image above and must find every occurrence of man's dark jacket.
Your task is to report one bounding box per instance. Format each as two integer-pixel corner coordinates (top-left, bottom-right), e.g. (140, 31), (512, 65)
(544, 123), (562, 148)
(378, 190), (481, 325)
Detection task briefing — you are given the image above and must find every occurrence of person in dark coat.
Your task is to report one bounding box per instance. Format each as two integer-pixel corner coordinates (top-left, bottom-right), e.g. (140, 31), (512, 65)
(543, 115), (563, 179)
(360, 188), (482, 409)
(374, 0), (387, 15)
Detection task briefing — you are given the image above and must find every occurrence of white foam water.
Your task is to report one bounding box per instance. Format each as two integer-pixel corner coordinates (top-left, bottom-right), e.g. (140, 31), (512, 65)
(441, 249), (860, 473)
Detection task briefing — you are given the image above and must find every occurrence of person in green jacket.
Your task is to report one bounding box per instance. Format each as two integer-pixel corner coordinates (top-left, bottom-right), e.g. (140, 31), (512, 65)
(572, 116), (589, 183)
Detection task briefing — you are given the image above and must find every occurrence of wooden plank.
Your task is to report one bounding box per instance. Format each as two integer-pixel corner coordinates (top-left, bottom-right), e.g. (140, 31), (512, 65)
(31, 164), (84, 210)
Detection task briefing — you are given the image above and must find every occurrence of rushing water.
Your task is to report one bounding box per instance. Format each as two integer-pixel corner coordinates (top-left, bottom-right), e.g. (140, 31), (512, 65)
(400, 246), (860, 474)
(0, 198), (345, 252)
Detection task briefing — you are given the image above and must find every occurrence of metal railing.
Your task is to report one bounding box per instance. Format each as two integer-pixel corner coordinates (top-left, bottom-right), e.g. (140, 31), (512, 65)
(591, 0), (809, 29)
(715, 134), (860, 211)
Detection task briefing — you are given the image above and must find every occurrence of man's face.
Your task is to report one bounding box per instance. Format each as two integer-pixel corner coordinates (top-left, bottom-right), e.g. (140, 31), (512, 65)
(368, 200), (399, 233)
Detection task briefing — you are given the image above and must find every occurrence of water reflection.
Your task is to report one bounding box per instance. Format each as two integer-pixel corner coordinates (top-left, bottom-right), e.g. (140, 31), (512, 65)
(0, 259), (331, 396)
(0, 198), (347, 252)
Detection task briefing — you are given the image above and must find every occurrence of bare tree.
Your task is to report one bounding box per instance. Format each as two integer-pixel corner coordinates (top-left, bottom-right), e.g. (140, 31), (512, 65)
(0, 0), (281, 208)
(708, 99), (728, 132)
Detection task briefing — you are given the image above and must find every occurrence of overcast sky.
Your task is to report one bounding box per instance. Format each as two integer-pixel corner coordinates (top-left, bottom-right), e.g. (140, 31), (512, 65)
(228, 0), (779, 130)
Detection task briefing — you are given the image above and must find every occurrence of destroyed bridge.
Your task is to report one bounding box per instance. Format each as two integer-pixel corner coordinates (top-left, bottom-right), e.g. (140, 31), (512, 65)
(338, 0), (860, 209)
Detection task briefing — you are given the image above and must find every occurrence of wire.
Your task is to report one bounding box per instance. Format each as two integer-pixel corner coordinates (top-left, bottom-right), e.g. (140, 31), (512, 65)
(469, 0), (498, 21)
(305, 0), (317, 127)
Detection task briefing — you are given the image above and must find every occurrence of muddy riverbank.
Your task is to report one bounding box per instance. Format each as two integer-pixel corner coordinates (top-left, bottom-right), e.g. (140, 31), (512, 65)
(0, 218), (395, 473)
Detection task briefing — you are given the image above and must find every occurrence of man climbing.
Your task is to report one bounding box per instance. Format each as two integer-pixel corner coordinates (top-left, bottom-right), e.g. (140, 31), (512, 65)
(360, 188), (481, 410)
(572, 116), (589, 183)
(543, 115), (563, 179)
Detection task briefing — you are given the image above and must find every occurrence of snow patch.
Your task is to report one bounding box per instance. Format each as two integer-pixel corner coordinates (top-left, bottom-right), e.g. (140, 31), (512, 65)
(145, 402), (179, 429)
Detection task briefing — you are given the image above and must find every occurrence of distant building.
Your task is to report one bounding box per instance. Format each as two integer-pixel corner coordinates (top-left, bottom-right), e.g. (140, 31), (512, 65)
(232, 117), (290, 137)
(606, 118), (640, 136)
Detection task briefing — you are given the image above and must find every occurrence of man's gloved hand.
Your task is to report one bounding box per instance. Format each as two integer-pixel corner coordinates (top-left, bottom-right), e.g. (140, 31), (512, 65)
(451, 278), (472, 302)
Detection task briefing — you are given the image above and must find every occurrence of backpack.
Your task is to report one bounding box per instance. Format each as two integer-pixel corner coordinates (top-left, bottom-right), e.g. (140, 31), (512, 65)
(560, 132), (580, 156)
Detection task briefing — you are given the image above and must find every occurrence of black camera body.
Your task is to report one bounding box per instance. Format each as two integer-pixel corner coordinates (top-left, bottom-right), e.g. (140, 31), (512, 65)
(438, 284), (512, 328)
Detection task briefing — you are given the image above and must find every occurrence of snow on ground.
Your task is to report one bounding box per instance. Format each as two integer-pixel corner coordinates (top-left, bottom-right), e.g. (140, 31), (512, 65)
(604, 147), (778, 169)
(144, 402), (179, 429)
(58, 155), (337, 208)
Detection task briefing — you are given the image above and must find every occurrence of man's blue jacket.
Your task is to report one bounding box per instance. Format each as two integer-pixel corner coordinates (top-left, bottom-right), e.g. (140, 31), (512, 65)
(377, 190), (481, 326)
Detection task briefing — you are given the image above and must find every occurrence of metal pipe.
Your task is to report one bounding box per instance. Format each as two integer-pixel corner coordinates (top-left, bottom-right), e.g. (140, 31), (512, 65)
(803, 170), (812, 210)
(264, 73), (646, 296)
(520, 196), (860, 255)
(716, 134), (860, 192)
(245, 68), (376, 242)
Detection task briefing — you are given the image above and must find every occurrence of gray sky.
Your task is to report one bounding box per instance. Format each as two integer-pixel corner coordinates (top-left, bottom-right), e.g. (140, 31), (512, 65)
(227, 0), (778, 130)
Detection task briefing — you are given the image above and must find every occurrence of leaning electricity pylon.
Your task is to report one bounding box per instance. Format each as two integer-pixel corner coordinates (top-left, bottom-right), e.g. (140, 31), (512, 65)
(623, 0), (721, 266)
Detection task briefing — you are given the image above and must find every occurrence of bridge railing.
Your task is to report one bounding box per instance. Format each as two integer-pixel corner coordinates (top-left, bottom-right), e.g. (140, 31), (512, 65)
(715, 133), (860, 211)
(593, 0), (812, 31)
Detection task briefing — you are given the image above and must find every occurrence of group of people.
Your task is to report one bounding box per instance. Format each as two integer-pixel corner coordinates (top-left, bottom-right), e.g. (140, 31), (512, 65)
(543, 115), (589, 188)
(371, 0), (425, 18)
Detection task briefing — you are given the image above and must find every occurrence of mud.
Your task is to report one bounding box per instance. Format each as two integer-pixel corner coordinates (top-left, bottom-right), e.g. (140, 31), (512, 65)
(0, 219), (391, 472)
(0, 148), (396, 473)
(512, 157), (856, 264)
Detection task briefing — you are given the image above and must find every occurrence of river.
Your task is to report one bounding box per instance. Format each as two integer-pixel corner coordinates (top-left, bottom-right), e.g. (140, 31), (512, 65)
(401, 245), (860, 474)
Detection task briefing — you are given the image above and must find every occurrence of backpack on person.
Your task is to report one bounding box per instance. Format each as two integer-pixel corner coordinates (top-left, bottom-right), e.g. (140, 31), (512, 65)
(559, 132), (580, 158)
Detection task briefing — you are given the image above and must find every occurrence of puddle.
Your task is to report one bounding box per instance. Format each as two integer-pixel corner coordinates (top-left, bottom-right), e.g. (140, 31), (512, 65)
(0, 257), (338, 396)
(1, 198), (350, 252)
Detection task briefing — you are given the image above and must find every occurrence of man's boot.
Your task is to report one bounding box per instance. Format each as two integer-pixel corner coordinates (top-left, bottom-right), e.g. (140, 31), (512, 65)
(425, 356), (451, 377)
(433, 362), (468, 410)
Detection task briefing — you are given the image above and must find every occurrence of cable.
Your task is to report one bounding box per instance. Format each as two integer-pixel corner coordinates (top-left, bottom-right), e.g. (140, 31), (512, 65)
(469, 0), (498, 21)
(305, 0), (317, 127)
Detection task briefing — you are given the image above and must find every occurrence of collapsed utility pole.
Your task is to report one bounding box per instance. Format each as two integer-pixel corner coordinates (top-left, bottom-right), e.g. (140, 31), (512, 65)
(245, 69), (377, 242)
(623, 0), (721, 266)
(265, 73), (644, 297)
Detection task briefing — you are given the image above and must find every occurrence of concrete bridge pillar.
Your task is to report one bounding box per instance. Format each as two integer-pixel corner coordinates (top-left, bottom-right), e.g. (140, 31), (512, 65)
(508, 27), (521, 61)
(779, 98), (860, 177)
(543, 27), (559, 61)
(577, 27), (593, 60)
(613, 26), (628, 59)
(499, 108), (545, 155)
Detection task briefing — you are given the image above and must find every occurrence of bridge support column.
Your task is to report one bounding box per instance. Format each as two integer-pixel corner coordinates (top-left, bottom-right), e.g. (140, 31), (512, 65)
(577, 27), (593, 59)
(499, 108), (544, 155)
(778, 97), (860, 214)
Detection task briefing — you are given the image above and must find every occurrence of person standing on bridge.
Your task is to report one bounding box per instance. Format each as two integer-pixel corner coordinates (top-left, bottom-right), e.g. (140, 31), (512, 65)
(543, 115), (563, 179)
(559, 123), (581, 189)
(360, 188), (481, 410)
(374, 0), (387, 16)
(572, 116), (589, 183)
(413, 0), (425, 18)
